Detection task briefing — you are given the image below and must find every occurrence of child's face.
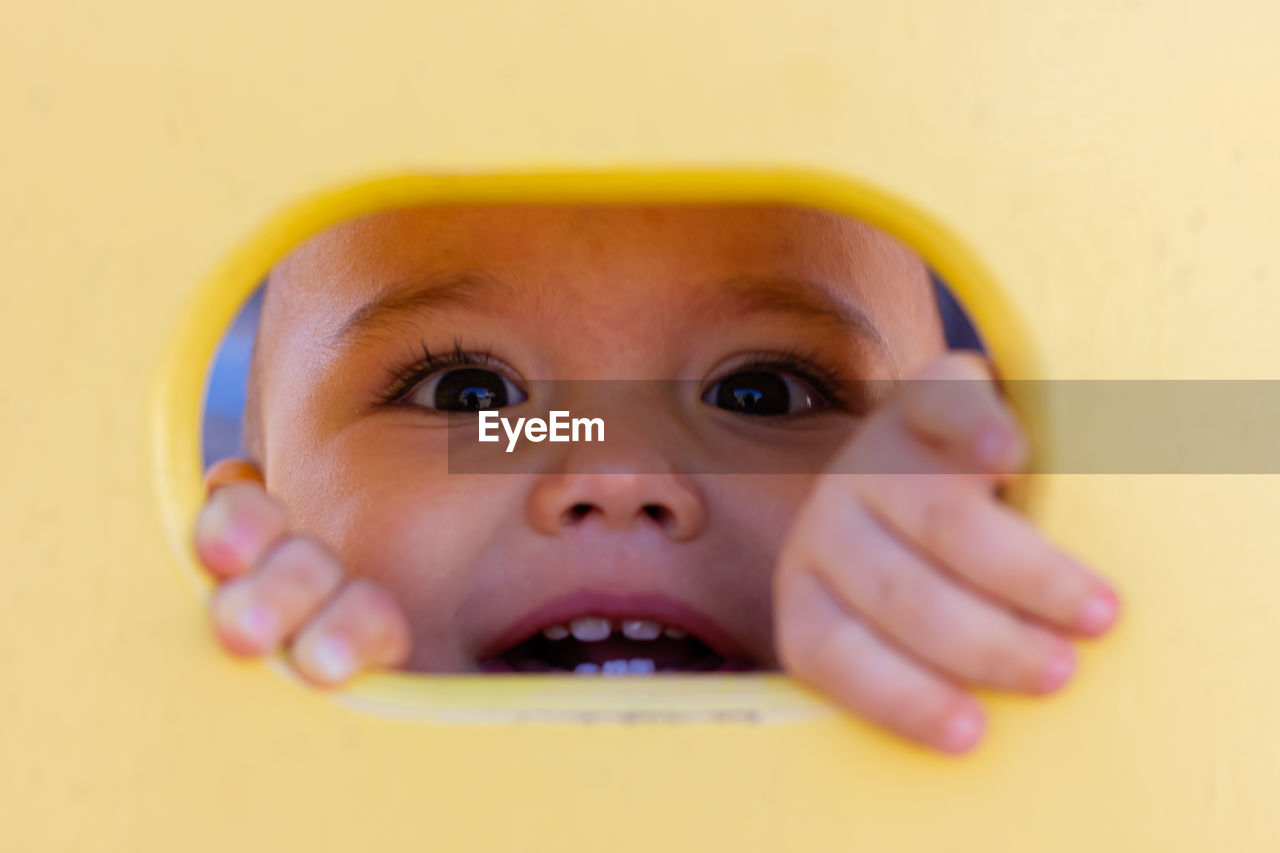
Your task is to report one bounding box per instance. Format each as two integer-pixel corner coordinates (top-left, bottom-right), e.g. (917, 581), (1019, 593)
(249, 204), (945, 672)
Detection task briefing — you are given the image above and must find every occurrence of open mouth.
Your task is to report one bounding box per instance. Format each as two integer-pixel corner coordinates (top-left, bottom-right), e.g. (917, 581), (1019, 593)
(480, 616), (756, 674)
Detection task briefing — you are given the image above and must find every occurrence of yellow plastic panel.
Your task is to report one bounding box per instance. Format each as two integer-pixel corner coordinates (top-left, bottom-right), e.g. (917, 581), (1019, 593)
(3, 2), (1280, 852)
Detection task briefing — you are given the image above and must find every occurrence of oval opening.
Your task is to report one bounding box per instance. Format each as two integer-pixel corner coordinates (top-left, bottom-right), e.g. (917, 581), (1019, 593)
(156, 171), (1040, 722)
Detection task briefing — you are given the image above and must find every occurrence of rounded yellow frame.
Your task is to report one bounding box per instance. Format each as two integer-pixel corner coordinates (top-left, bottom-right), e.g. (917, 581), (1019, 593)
(151, 168), (1042, 722)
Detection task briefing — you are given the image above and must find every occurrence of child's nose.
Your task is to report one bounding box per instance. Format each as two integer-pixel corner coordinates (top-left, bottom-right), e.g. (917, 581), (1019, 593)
(525, 453), (708, 541)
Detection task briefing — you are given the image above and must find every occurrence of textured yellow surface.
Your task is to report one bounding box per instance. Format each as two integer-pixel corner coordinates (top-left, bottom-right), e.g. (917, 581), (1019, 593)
(3, 2), (1279, 851)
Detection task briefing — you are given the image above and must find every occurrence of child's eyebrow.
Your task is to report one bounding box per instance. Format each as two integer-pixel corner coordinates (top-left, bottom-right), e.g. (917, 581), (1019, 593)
(329, 270), (511, 349)
(710, 274), (887, 349)
(328, 269), (886, 351)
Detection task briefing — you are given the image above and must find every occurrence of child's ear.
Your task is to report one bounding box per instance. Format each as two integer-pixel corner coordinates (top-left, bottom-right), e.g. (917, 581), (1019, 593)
(202, 458), (266, 497)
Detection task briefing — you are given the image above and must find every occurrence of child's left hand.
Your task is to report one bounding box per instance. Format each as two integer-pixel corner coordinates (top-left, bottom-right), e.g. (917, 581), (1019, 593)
(771, 353), (1120, 754)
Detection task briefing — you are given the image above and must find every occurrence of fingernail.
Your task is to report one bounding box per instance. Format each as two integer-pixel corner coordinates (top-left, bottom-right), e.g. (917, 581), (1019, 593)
(222, 517), (263, 564)
(236, 602), (278, 648)
(196, 498), (255, 565)
(1039, 644), (1077, 693)
(195, 500), (232, 556)
(975, 423), (1019, 469)
(309, 635), (356, 683)
(1076, 589), (1120, 635)
(941, 708), (985, 754)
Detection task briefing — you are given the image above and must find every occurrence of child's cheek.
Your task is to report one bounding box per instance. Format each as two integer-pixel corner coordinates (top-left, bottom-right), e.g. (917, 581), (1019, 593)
(718, 474), (816, 544)
(337, 476), (523, 669)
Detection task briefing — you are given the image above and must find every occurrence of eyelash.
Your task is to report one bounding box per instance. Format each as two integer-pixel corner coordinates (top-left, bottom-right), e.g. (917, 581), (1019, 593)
(375, 339), (509, 406)
(375, 341), (853, 413)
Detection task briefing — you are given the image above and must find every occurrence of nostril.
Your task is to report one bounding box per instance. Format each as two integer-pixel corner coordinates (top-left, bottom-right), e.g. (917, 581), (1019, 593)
(642, 504), (669, 525)
(557, 502), (677, 531)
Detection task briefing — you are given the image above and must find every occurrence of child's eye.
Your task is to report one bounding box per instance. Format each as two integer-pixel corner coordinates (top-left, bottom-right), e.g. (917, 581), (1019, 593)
(701, 369), (832, 417)
(405, 367), (528, 412)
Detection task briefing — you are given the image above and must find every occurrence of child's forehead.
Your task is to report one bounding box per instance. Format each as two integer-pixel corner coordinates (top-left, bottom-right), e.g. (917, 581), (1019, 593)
(272, 203), (915, 309)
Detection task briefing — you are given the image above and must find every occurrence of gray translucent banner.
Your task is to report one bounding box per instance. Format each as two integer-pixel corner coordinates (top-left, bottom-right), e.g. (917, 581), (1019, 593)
(441, 380), (1280, 474)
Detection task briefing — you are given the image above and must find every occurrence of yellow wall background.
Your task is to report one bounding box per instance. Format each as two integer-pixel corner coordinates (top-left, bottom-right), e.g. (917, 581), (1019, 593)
(3, 1), (1279, 850)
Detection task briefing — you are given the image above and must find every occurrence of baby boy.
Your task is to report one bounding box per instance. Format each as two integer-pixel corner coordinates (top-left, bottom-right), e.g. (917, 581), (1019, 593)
(193, 203), (1120, 754)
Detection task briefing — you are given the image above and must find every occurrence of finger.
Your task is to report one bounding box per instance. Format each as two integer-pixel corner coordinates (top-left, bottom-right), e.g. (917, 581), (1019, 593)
(209, 535), (345, 656)
(203, 457), (265, 497)
(860, 471), (1121, 636)
(192, 482), (289, 581)
(289, 579), (412, 686)
(776, 565), (985, 754)
(829, 372), (1011, 479)
(797, 483), (1077, 694)
(897, 353), (1026, 474)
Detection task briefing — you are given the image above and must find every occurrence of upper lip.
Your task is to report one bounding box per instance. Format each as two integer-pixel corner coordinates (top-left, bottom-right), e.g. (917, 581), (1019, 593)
(476, 588), (753, 665)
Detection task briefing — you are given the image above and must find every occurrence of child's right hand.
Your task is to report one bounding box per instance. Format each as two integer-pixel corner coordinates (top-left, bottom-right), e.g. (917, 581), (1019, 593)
(193, 465), (412, 685)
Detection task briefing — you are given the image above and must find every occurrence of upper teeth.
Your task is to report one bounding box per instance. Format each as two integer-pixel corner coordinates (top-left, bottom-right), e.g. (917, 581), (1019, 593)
(568, 617), (611, 642)
(621, 619), (662, 640)
(540, 617), (689, 643)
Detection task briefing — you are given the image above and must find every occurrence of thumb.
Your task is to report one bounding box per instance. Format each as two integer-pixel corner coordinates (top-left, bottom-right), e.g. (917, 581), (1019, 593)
(898, 353), (1026, 475)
